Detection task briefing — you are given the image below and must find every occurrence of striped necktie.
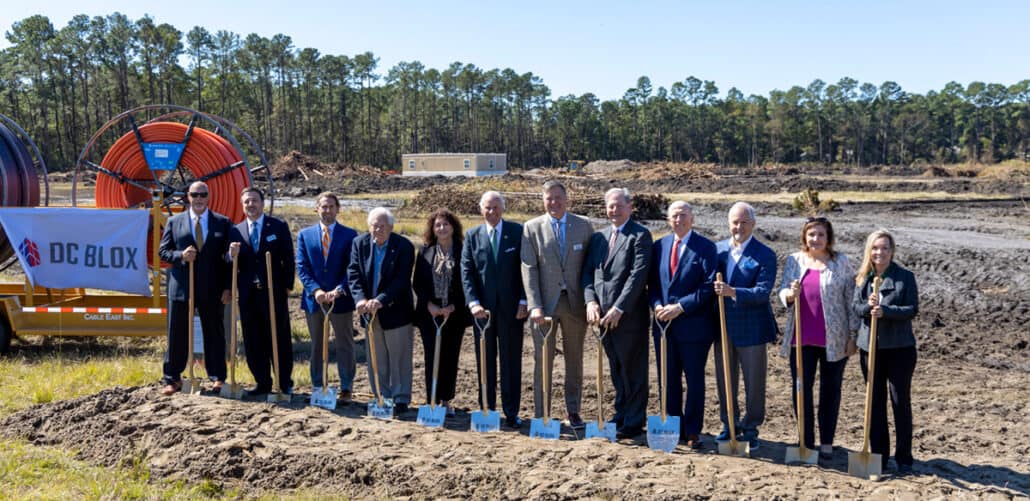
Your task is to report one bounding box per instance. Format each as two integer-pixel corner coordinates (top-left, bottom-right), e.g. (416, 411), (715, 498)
(322, 226), (330, 258)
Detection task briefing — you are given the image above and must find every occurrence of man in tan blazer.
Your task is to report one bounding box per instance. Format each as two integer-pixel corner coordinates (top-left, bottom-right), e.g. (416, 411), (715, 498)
(521, 180), (595, 429)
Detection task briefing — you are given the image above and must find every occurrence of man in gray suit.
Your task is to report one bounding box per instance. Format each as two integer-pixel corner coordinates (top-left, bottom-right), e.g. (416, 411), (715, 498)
(521, 180), (594, 429)
(583, 188), (653, 438)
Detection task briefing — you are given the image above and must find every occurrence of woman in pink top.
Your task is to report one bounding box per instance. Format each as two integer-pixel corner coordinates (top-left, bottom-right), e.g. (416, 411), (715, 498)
(778, 217), (859, 461)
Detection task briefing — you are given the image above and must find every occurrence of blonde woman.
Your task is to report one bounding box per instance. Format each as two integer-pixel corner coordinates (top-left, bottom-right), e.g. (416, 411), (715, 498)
(852, 229), (919, 476)
(778, 217), (858, 461)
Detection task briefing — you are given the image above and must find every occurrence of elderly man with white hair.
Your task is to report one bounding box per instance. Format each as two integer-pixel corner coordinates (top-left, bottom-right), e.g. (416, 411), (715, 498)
(647, 200), (717, 449)
(711, 201), (778, 450)
(583, 187), (653, 439)
(348, 207), (416, 413)
(461, 191), (529, 429)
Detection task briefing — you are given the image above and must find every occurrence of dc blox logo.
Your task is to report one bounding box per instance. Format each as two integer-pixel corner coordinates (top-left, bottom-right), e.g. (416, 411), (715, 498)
(19, 238), (41, 267)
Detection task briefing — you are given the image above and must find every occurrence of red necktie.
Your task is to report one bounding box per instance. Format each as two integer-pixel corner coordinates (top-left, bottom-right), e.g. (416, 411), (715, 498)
(670, 238), (682, 276)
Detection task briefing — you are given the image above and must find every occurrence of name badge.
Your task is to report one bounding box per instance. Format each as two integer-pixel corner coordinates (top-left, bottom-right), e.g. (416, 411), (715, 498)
(267, 234), (277, 242)
(573, 243), (583, 251)
(504, 247), (516, 253)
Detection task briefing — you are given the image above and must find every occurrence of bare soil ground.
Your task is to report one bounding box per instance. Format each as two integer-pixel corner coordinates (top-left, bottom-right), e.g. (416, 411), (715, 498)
(2, 166), (1029, 498)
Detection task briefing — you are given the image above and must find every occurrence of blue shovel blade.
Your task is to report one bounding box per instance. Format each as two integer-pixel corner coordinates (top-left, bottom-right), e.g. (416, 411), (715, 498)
(416, 405), (446, 428)
(585, 421), (617, 442)
(470, 410), (501, 432)
(647, 415), (681, 453)
(310, 387), (337, 410)
(529, 417), (561, 440)
(368, 399), (394, 420)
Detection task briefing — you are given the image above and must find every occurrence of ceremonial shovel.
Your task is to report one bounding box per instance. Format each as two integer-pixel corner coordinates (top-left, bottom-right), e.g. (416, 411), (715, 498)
(470, 312), (501, 433)
(310, 300), (338, 410)
(265, 253), (291, 403)
(362, 310), (394, 420)
(417, 314), (449, 428)
(584, 325), (616, 442)
(220, 255), (244, 399)
(529, 317), (561, 440)
(647, 319), (679, 452)
(849, 277), (884, 479)
(785, 279), (818, 464)
(715, 272), (749, 457)
(181, 260), (203, 395)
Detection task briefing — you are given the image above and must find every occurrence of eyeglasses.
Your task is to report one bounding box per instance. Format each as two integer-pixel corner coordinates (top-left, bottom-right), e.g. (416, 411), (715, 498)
(189, 192), (209, 198)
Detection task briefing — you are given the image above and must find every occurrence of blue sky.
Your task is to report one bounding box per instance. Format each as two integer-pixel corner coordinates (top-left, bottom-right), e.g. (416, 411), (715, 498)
(3, 0), (1028, 101)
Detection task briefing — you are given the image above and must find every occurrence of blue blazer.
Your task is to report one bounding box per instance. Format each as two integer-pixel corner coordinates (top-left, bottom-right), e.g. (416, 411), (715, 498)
(715, 238), (778, 346)
(348, 232), (414, 330)
(460, 220), (526, 320)
(648, 231), (717, 344)
(297, 222), (358, 313)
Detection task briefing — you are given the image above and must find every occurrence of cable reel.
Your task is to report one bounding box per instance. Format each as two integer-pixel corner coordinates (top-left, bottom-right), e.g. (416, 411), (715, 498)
(72, 105), (274, 266)
(0, 113), (50, 269)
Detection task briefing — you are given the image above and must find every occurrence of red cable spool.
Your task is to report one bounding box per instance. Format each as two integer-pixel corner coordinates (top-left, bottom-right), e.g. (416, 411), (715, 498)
(96, 123), (248, 267)
(96, 122), (248, 222)
(74, 105), (274, 270)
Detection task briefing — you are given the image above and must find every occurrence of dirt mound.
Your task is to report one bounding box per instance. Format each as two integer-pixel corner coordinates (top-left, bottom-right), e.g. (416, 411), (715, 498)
(922, 166), (951, 177)
(408, 183), (669, 220)
(583, 159), (635, 174)
(272, 151), (386, 184)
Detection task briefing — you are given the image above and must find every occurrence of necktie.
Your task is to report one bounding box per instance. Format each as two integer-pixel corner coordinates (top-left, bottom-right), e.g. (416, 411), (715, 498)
(321, 227), (330, 258)
(606, 229), (618, 262)
(194, 217), (204, 251)
(489, 227), (498, 259)
(250, 221), (259, 250)
(669, 238), (681, 277)
(553, 219), (565, 257)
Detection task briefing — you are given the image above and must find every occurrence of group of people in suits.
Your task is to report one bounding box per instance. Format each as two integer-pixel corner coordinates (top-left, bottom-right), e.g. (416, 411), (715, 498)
(155, 179), (919, 474)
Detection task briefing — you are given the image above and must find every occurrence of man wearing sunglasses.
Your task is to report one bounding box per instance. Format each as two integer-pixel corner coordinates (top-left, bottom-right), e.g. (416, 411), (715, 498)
(158, 180), (235, 395)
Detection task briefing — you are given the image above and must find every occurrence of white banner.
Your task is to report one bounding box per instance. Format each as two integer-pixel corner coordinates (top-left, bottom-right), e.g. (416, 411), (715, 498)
(0, 208), (151, 296)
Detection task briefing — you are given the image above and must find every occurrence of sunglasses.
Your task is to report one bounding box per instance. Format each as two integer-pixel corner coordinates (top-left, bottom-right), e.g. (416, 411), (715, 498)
(806, 216), (828, 223)
(189, 192), (209, 198)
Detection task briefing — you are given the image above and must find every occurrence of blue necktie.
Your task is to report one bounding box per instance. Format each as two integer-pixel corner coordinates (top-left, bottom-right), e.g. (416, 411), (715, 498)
(250, 221), (259, 250)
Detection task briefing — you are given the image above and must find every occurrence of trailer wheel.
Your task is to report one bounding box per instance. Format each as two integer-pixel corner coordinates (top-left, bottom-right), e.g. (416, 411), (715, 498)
(0, 315), (10, 354)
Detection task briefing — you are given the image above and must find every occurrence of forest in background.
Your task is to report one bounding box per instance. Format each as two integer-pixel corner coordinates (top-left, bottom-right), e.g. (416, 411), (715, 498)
(2, 13), (1029, 171)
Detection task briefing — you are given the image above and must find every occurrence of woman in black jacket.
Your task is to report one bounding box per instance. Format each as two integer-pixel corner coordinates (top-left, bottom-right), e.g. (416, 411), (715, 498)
(852, 229), (919, 475)
(413, 208), (471, 416)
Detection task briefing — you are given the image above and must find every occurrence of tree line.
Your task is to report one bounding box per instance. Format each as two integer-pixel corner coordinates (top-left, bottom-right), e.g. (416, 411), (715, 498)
(2, 13), (1028, 171)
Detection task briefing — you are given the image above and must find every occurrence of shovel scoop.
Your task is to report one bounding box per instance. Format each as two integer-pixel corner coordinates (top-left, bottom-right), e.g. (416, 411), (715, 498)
(647, 318), (679, 452)
(310, 302), (338, 410)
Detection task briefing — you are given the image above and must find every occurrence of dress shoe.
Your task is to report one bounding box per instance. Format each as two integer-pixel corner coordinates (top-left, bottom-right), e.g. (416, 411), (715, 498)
(715, 428), (733, 442)
(504, 416), (524, 429)
(896, 464), (913, 476)
(616, 428), (643, 440)
(210, 380), (224, 393)
(567, 413), (586, 429)
(160, 382), (182, 396)
(339, 390), (353, 404)
(395, 403), (409, 414)
(685, 434), (703, 450)
(244, 386), (271, 398)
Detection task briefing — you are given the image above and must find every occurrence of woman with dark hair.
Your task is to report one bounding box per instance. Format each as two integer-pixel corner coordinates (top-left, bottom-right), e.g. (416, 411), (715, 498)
(413, 208), (471, 416)
(778, 217), (858, 461)
(852, 229), (919, 475)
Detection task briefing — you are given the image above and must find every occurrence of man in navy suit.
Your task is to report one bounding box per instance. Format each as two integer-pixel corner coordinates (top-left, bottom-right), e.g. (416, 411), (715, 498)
(648, 200), (717, 449)
(461, 191), (528, 429)
(349, 207), (415, 413)
(712, 202), (778, 450)
(584, 188), (653, 439)
(229, 187), (295, 396)
(297, 191), (358, 403)
(158, 181), (233, 395)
